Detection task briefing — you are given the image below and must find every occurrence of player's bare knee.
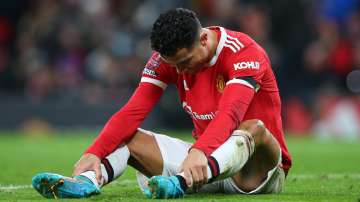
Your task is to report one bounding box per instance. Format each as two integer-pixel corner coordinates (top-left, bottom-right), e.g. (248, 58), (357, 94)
(239, 119), (265, 130)
(238, 119), (267, 145)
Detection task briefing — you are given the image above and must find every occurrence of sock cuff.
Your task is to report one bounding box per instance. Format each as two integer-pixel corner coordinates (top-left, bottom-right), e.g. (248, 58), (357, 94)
(175, 175), (188, 192)
(233, 130), (255, 155)
(207, 156), (220, 182)
(101, 158), (114, 183)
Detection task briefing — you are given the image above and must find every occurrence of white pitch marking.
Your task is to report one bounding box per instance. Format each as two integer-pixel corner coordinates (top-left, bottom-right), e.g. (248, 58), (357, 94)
(288, 173), (360, 180)
(0, 184), (32, 191)
(111, 179), (138, 186)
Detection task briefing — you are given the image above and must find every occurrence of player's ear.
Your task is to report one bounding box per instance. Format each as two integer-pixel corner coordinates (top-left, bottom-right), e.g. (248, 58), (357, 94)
(199, 31), (208, 46)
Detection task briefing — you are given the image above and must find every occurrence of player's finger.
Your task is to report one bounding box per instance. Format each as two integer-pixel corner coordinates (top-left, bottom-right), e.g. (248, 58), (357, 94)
(201, 165), (208, 185)
(195, 166), (206, 189)
(72, 157), (90, 176)
(190, 167), (199, 184)
(183, 169), (193, 187)
(72, 164), (84, 176)
(190, 167), (200, 191)
(94, 164), (102, 184)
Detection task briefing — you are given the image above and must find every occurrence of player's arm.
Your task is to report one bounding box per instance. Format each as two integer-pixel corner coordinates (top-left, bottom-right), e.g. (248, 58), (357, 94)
(85, 82), (165, 158)
(72, 82), (165, 181)
(180, 44), (267, 188)
(73, 52), (172, 182)
(85, 52), (170, 159)
(191, 82), (255, 156)
(192, 44), (267, 157)
(179, 81), (256, 189)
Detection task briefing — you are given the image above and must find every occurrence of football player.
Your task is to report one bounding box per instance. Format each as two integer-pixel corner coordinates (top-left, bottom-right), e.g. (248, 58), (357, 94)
(32, 8), (292, 199)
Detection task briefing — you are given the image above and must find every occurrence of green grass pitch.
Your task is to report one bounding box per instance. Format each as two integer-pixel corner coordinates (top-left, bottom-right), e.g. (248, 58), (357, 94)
(0, 130), (359, 201)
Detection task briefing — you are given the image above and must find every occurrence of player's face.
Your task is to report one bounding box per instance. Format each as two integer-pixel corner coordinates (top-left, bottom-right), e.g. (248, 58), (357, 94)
(162, 31), (212, 74)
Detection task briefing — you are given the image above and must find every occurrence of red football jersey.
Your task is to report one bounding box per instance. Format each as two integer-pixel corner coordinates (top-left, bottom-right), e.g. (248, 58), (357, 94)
(86, 26), (292, 173)
(140, 26), (292, 172)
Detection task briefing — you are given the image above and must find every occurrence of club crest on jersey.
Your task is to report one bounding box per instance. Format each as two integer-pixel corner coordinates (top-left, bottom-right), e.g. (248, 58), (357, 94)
(216, 75), (225, 93)
(143, 53), (161, 77)
(233, 61), (260, 71)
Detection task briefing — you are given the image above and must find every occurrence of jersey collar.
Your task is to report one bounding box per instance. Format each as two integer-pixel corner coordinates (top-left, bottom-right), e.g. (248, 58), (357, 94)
(208, 26), (226, 66)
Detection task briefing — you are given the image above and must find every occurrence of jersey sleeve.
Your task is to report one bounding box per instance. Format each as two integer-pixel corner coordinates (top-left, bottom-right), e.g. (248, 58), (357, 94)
(224, 44), (269, 92)
(85, 82), (163, 158)
(140, 52), (177, 89)
(85, 56), (169, 158)
(191, 44), (269, 157)
(191, 84), (254, 157)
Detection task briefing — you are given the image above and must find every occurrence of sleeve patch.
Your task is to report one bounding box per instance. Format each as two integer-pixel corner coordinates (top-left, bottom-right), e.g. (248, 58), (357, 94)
(143, 53), (161, 77)
(143, 68), (157, 77)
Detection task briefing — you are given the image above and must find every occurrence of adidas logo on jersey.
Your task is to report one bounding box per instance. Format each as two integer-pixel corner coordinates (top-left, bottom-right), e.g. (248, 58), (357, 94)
(224, 35), (244, 53)
(233, 61), (260, 70)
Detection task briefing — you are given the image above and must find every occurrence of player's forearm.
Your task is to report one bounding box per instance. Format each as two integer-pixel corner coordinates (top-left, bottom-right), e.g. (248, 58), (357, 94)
(192, 84), (254, 156)
(192, 112), (236, 156)
(85, 83), (164, 159)
(85, 107), (146, 158)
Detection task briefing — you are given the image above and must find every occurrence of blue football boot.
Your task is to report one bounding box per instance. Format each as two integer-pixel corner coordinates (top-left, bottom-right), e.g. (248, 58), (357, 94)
(144, 176), (185, 199)
(32, 172), (100, 199)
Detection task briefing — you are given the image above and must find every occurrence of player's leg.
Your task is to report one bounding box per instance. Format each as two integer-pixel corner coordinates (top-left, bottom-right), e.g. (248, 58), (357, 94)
(32, 128), (165, 199)
(147, 119), (283, 198)
(82, 128), (165, 186)
(133, 129), (195, 198)
(32, 142), (132, 198)
(126, 128), (164, 177)
(32, 148), (130, 198)
(75, 128), (164, 186)
(192, 119), (283, 194)
(223, 119), (283, 194)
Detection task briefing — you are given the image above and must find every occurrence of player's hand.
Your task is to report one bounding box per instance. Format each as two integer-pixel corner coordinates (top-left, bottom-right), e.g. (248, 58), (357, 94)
(72, 153), (102, 184)
(179, 148), (208, 191)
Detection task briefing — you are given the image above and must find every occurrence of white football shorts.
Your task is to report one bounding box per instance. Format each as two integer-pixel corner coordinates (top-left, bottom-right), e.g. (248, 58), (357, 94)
(136, 128), (285, 194)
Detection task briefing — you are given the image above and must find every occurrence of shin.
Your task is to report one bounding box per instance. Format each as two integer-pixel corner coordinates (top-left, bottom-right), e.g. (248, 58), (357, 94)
(207, 129), (255, 181)
(80, 145), (130, 187)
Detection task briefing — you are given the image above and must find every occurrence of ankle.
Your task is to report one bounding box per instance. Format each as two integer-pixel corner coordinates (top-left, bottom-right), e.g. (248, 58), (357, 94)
(175, 175), (187, 192)
(74, 175), (92, 183)
(77, 171), (102, 187)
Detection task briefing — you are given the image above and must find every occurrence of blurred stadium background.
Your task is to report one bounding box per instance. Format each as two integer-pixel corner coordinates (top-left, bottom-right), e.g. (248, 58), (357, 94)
(0, 0), (360, 138)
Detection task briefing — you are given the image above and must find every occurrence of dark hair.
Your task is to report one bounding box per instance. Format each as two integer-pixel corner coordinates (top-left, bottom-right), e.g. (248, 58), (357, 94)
(150, 8), (201, 57)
